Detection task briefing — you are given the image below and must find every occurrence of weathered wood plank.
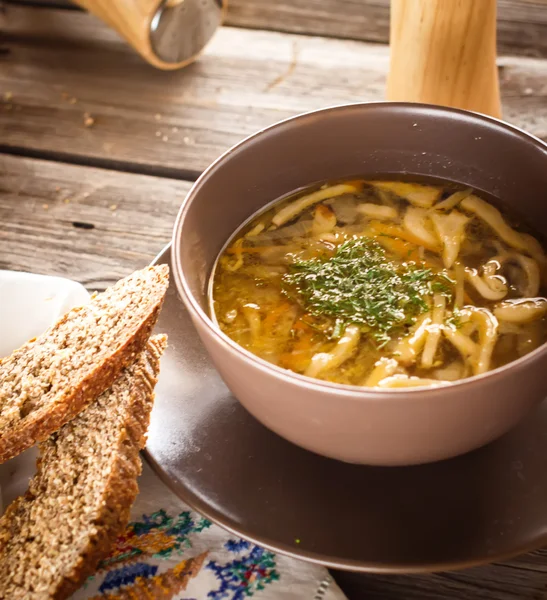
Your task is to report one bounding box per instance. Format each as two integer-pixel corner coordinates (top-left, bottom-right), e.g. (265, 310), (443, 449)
(0, 5), (386, 176)
(333, 550), (547, 599)
(0, 154), (191, 289)
(7, 0), (547, 58)
(334, 554), (547, 600)
(3, 152), (547, 599)
(1, 5), (547, 177)
(228, 0), (547, 59)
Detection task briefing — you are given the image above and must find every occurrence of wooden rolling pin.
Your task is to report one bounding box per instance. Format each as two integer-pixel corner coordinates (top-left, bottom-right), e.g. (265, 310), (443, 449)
(73, 0), (225, 70)
(387, 0), (501, 118)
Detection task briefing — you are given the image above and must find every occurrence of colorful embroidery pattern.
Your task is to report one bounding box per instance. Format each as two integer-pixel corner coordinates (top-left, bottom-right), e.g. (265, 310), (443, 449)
(88, 554), (207, 600)
(80, 509), (286, 599)
(100, 563), (158, 593)
(207, 540), (280, 599)
(99, 509), (211, 571)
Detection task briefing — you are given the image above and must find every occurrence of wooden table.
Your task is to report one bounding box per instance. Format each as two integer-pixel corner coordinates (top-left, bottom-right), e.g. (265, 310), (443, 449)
(2, 1), (547, 597)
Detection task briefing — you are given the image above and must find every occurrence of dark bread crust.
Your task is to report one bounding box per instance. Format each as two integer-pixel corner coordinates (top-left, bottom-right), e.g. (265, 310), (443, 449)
(0, 304), (159, 463)
(52, 335), (166, 599)
(0, 265), (169, 464)
(0, 335), (167, 600)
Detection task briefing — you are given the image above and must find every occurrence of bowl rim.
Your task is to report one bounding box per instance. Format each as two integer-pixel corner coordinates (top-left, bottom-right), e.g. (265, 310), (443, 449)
(172, 101), (547, 398)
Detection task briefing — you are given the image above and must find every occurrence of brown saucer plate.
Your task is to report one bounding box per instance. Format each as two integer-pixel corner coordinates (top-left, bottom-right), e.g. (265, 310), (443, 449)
(145, 244), (547, 573)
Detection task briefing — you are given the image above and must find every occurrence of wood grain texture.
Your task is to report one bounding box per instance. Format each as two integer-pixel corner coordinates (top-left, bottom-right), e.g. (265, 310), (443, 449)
(72, 0), (165, 68)
(334, 550), (547, 599)
(388, 0), (501, 117)
(0, 5), (387, 176)
(8, 0), (547, 58)
(2, 5), (547, 178)
(0, 154), (190, 289)
(3, 152), (547, 598)
(228, 0), (547, 59)
(3, 2), (547, 598)
(72, 0), (226, 70)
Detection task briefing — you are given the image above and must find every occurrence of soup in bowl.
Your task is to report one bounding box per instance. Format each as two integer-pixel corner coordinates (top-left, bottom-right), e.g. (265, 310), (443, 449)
(211, 178), (547, 388)
(172, 103), (547, 465)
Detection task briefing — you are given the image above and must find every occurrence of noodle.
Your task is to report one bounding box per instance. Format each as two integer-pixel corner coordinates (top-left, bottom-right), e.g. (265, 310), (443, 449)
(212, 178), (547, 388)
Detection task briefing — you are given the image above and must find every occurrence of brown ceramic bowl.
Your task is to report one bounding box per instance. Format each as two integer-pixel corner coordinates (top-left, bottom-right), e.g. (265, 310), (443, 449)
(172, 102), (547, 466)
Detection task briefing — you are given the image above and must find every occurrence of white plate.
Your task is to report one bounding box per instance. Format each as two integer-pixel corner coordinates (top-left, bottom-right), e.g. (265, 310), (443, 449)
(0, 270), (89, 513)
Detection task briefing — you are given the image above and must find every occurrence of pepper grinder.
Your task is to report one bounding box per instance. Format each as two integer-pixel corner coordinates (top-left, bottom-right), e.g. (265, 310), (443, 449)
(387, 0), (501, 118)
(73, 0), (226, 70)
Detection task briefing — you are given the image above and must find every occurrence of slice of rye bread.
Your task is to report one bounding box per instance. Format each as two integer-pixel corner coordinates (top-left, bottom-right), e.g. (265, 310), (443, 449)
(0, 335), (167, 600)
(0, 265), (169, 463)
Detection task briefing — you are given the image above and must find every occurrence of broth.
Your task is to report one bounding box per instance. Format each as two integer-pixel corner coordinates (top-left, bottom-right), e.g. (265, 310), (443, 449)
(210, 179), (547, 388)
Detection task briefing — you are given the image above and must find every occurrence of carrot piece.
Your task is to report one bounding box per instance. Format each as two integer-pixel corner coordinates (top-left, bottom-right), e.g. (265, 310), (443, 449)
(279, 331), (315, 372)
(375, 236), (421, 262)
(343, 179), (365, 190)
(367, 221), (439, 253)
(293, 332), (314, 351)
(262, 302), (291, 332)
(370, 232), (438, 269)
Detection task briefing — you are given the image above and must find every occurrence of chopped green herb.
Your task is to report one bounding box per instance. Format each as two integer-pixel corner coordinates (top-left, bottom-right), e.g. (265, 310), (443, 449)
(430, 271), (456, 296)
(446, 308), (463, 329)
(332, 318), (345, 339)
(283, 237), (453, 346)
(300, 318), (324, 332)
(295, 538), (301, 544)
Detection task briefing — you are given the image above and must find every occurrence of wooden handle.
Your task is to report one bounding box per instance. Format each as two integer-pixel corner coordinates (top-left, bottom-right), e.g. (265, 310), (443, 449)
(73, 0), (225, 70)
(73, 0), (169, 68)
(387, 0), (501, 118)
